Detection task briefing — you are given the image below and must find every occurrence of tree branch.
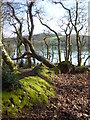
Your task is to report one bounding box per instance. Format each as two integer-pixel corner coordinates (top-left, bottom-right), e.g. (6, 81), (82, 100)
(11, 51), (33, 60)
(27, 2), (34, 41)
(7, 2), (23, 41)
(84, 55), (90, 66)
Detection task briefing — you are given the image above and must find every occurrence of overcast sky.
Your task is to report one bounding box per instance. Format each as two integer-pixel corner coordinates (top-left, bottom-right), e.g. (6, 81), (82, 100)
(3, 0), (90, 37)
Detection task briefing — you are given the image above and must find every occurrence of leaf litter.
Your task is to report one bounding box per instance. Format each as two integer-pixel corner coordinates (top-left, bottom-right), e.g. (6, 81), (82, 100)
(15, 71), (90, 120)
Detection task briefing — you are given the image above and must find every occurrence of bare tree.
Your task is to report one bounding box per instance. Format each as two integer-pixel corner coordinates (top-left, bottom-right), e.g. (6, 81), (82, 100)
(53, 0), (87, 66)
(58, 16), (73, 62)
(37, 13), (61, 63)
(6, 1), (55, 68)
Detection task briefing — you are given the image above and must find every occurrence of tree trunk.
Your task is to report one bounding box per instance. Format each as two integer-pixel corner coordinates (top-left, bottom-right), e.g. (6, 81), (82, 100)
(0, 1), (2, 67)
(76, 32), (81, 66)
(68, 36), (72, 63)
(84, 55), (90, 66)
(24, 43), (32, 68)
(43, 38), (49, 60)
(2, 47), (17, 70)
(57, 37), (61, 63)
(65, 34), (68, 61)
(25, 39), (55, 68)
(16, 38), (22, 63)
(0, 1), (2, 118)
(39, 18), (61, 63)
(51, 44), (54, 62)
(47, 46), (49, 59)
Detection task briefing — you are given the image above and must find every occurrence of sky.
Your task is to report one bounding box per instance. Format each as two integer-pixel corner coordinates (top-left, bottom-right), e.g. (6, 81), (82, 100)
(2, 0), (90, 38)
(3, 0), (65, 37)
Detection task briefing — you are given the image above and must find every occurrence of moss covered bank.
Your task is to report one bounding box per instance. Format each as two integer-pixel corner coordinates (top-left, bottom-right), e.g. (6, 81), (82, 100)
(2, 64), (55, 118)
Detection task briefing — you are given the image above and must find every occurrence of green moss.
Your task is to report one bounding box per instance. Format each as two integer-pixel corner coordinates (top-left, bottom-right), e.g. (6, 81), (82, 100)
(58, 61), (73, 73)
(74, 66), (90, 73)
(32, 64), (56, 86)
(2, 76), (55, 117)
(51, 67), (61, 74)
(37, 64), (54, 78)
(13, 69), (21, 75)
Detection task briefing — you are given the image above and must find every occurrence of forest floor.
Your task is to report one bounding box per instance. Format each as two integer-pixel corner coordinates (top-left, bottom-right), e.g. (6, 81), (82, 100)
(15, 69), (90, 120)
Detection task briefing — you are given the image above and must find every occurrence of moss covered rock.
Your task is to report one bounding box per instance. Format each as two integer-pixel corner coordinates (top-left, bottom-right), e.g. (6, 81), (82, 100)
(57, 61), (74, 73)
(74, 66), (90, 73)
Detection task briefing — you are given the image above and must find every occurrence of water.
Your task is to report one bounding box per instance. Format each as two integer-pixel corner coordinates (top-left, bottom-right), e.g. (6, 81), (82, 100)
(12, 44), (90, 66)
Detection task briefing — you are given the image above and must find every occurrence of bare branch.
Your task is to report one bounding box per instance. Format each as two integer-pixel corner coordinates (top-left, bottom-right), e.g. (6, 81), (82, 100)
(27, 2), (34, 41)
(11, 51), (33, 60)
(7, 2), (23, 41)
(38, 13), (61, 62)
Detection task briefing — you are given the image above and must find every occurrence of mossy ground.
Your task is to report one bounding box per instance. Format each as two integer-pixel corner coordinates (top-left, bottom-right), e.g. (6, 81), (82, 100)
(2, 64), (55, 118)
(33, 64), (60, 80)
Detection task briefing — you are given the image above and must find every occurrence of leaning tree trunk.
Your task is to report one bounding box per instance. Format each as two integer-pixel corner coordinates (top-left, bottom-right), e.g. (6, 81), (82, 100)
(83, 55), (90, 66)
(24, 38), (55, 68)
(2, 47), (17, 71)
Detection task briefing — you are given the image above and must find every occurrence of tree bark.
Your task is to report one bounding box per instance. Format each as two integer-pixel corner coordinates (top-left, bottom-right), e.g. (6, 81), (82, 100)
(24, 43), (32, 68)
(24, 38), (55, 68)
(0, 0), (2, 67)
(65, 34), (68, 61)
(68, 35), (72, 63)
(27, 2), (55, 68)
(84, 55), (90, 66)
(43, 37), (49, 60)
(76, 32), (81, 66)
(2, 47), (16, 70)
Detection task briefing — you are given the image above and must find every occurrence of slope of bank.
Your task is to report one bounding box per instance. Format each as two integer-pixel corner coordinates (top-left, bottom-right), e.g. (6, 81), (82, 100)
(2, 64), (55, 119)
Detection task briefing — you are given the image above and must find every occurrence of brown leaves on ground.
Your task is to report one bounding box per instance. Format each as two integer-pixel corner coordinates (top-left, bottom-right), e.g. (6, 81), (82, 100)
(52, 72), (90, 120)
(15, 71), (90, 120)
